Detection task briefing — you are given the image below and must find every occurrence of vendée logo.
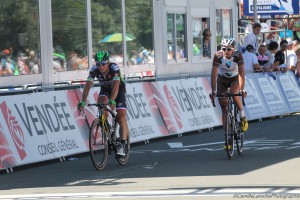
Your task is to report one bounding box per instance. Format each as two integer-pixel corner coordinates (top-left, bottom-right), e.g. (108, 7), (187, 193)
(0, 102), (27, 160)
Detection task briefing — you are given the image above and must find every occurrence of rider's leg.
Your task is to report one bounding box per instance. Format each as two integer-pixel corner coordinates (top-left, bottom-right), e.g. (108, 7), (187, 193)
(231, 83), (248, 131)
(218, 98), (228, 130)
(116, 109), (128, 141)
(230, 83), (245, 117)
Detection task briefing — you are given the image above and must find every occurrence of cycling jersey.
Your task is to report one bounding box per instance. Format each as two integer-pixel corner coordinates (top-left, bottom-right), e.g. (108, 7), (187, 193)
(213, 50), (243, 78)
(87, 62), (125, 90)
(87, 62), (127, 109)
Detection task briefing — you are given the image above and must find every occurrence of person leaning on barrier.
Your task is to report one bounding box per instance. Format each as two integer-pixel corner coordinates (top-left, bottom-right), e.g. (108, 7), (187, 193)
(77, 50), (129, 156)
(242, 44), (260, 73)
(256, 45), (269, 72)
(294, 45), (300, 77)
(274, 40), (288, 73)
(210, 37), (248, 149)
(265, 41), (280, 72)
(286, 39), (297, 73)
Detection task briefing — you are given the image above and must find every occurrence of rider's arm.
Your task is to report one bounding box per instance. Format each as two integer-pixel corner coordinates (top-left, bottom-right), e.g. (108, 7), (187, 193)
(211, 54), (219, 94)
(238, 53), (245, 90)
(110, 79), (120, 101)
(81, 80), (93, 102)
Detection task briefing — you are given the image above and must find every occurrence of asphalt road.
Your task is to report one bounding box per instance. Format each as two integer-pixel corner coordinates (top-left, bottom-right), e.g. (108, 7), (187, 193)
(0, 114), (300, 200)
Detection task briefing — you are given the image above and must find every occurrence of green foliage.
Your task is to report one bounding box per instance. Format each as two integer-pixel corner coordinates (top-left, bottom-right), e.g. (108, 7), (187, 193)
(0, 0), (154, 58)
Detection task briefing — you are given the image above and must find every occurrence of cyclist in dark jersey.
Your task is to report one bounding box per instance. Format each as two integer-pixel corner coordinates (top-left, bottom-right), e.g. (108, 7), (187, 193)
(77, 51), (128, 156)
(210, 37), (248, 149)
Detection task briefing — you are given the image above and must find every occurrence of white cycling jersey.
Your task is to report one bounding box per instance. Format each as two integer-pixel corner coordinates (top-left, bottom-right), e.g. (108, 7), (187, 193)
(214, 51), (243, 78)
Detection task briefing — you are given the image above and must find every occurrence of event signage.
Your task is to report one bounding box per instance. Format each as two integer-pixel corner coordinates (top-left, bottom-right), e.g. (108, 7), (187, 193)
(256, 75), (289, 116)
(243, 0), (299, 16)
(243, 75), (268, 120)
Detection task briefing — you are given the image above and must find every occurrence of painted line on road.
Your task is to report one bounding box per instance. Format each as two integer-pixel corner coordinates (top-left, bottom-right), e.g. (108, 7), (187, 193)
(1, 188), (300, 200)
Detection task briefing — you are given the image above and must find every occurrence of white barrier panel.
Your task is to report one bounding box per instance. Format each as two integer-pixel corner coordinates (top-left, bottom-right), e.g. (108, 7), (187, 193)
(126, 82), (170, 142)
(1, 73), (300, 171)
(277, 72), (300, 112)
(244, 74), (268, 120)
(0, 90), (88, 169)
(77, 83), (170, 143)
(153, 78), (222, 133)
(255, 73), (290, 116)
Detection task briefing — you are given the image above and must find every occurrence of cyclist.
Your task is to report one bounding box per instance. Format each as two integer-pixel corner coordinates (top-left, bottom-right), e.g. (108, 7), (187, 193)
(77, 50), (128, 156)
(210, 37), (248, 149)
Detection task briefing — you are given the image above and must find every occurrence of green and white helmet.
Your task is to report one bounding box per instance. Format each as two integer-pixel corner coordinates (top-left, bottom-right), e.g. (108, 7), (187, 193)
(94, 51), (110, 63)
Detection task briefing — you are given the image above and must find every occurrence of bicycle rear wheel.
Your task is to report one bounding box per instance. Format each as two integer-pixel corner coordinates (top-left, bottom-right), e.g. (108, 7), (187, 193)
(117, 133), (130, 165)
(224, 112), (234, 160)
(89, 119), (108, 170)
(235, 122), (244, 155)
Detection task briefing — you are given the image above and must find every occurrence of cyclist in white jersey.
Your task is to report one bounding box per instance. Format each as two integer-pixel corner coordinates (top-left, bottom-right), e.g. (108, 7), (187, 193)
(210, 37), (248, 142)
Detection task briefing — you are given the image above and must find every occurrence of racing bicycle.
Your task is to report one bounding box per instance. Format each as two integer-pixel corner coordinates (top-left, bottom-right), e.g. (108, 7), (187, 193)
(211, 90), (245, 160)
(87, 103), (130, 170)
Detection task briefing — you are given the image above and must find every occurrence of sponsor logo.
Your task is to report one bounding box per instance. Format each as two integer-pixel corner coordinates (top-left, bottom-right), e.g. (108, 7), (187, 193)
(0, 102), (27, 160)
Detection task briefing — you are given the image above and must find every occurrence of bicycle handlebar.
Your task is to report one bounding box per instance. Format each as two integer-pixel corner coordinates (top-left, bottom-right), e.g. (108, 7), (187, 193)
(87, 103), (117, 116)
(210, 92), (246, 107)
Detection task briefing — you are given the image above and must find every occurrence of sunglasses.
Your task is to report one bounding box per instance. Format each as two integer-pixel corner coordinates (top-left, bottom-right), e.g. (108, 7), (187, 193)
(222, 47), (232, 52)
(96, 61), (108, 66)
(206, 34), (211, 36)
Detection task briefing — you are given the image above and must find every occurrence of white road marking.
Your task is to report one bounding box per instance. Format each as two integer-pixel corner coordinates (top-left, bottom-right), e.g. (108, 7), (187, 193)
(1, 188), (300, 199)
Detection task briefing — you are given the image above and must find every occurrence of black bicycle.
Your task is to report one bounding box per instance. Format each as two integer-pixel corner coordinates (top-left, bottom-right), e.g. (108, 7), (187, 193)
(211, 90), (245, 160)
(87, 103), (130, 170)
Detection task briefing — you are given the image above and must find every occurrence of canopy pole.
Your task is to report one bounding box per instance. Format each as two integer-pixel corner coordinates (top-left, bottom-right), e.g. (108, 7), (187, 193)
(121, 0), (127, 79)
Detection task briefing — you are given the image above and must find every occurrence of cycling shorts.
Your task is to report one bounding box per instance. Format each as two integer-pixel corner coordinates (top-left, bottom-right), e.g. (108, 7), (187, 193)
(217, 75), (239, 96)
(99, 88), (127, 110)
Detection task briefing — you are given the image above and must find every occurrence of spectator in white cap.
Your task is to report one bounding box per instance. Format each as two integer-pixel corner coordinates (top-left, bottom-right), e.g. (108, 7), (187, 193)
(242, 44), (260, 73)
(286, 39), (297, 73)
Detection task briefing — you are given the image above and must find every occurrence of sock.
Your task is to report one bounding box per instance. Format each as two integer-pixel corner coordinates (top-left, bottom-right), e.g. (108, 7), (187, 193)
(239, 108), (246, 118)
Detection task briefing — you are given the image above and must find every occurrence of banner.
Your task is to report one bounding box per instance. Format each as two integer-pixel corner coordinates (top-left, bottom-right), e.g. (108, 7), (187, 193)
(126, 82), (170, 142)
(277, 72), (300, 112)
(153, 78), (222, 133)
(243, 0), (299, 16)
(0, 90), (88, 167)
(255, 73), (290, 116)
(244, 74), (268, 120)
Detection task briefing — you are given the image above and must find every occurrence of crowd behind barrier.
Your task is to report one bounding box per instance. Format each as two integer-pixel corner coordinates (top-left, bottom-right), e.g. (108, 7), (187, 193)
(0, 72), (300, 172)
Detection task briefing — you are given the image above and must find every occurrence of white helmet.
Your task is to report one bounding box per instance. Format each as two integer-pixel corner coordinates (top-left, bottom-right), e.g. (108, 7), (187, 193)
(221, 37), (236, 46)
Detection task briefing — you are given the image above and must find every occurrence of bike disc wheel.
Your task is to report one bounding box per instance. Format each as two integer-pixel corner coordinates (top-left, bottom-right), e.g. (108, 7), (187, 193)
(224, 112), (234, 160)
(89, 119), (108, 170)
(117, 127), (130, 165)
(236, 122), (244, 155)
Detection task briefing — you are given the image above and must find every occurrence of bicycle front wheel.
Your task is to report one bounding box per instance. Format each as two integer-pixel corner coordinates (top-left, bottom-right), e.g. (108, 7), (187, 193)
(224, 111), (234, 160)
(89, 119), (108, 170)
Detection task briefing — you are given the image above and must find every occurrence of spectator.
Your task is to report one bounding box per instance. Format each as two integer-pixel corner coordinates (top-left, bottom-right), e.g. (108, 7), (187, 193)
(25, 50), (40, 74)
(265, 41), (280, 72)
(243, 23), (262, 53)
(202, 29), (211, 58)
(286, 39), (297, 73)
(242, 44), (260, 73)
(274, 40), (288, 72)
(295, 45), (300, 77)
(256, 45), (268, 72)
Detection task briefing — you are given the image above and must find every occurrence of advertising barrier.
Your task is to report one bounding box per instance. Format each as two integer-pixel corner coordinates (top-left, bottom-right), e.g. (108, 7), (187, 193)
(0, 73), (300, 172)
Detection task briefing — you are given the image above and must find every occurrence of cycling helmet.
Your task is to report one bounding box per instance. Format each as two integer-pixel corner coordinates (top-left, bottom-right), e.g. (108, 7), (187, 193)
(221, 37), (236, 47)
(94, 51), (110, 63)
